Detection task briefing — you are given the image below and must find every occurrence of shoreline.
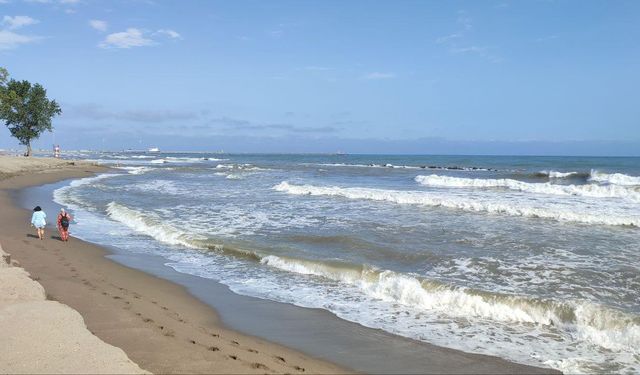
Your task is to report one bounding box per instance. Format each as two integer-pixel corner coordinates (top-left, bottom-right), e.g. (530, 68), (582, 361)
(0, 158), (558, 374)
(0, 163), (346, 374)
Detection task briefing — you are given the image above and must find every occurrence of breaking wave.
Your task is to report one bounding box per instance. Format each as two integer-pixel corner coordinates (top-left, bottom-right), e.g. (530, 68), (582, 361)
(537, 170), (588, 179)
(105, 202), (261, 261)
(415, 175), (640, 201)
(115, 166), (153, 175)
(53, 173), (120, 210)
(150, 157), (225, 164)
(214, 163), (270, 171)
(589, 170), (640, 186)
(273, 181), (640, 227)
(260, 254), (640, 354)
(96, 201), (640, 356)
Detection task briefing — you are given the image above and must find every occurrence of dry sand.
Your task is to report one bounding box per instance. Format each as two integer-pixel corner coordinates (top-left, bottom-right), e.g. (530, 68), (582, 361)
(0, 244), (148, 374)
(0, 157), (347, 374)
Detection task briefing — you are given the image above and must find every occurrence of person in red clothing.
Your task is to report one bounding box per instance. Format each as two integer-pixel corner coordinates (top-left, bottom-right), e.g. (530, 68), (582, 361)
(57, 208), (73, 242)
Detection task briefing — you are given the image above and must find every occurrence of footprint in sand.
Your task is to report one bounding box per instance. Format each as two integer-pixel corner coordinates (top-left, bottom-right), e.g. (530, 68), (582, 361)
(251, 363), (269, 370)
(208, 346), (219, 352)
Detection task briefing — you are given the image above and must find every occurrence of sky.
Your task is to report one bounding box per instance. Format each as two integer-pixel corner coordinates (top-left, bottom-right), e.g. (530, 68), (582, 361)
(0, 0), (639, 155)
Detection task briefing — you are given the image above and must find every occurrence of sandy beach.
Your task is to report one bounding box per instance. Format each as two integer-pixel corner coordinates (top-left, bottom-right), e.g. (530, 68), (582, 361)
(0, 157), (346, 374)
(0, 156), (558, 374)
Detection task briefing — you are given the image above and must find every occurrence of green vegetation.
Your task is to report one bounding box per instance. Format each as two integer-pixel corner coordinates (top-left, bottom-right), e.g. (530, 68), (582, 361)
(0, 67), (61, 156)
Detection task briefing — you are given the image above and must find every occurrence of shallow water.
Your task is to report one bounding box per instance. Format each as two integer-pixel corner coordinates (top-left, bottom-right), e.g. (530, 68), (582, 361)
(52, 152), (640, 373)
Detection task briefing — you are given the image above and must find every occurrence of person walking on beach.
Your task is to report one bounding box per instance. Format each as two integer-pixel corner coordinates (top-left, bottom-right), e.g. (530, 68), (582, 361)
(31, 206), (46, 240)
(57, 208), (72, 242)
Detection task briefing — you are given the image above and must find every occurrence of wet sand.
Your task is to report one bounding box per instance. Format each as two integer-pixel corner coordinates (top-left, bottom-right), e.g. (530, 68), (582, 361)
(0, 157), (558, 374)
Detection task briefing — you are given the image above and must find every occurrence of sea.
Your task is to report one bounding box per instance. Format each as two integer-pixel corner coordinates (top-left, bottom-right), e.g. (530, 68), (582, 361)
(51, 152), (640, 374)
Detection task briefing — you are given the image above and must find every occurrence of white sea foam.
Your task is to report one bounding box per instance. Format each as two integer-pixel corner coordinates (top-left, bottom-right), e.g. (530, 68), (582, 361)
(214, 163), (269, 171)
(53, 173), (120, 210)
(90, 206), (640, 344)
(540, 170), (580, 178)
(589, 170), (640, 186)
(414, 174), (640, 201)
(273, 181), (640, 227)
(115, 166), (153, 175)
(150, 157), (224, 164)
(106, 202), (200, 248)
(260, 254), (640, 355)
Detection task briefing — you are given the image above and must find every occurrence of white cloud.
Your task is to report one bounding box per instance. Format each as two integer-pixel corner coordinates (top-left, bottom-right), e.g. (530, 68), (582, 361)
(156, 28), (181, 39)
(450, 46), (486, 54)
(363, 72), (396, 80)
(0, 29), (38, 49)
(436, 32), (461, 44)
(89, 19), (107, 32)
(2, 15), (38, 30)
(99, 28), (153, 49)
(450, 45), (502, 63)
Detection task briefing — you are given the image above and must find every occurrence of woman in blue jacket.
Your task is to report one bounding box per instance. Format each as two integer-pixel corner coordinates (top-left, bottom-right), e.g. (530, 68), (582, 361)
(31, 206), (47, 240)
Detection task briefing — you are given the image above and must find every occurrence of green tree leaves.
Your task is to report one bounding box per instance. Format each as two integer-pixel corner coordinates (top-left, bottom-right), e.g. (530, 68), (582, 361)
(0, 67), (61, 156)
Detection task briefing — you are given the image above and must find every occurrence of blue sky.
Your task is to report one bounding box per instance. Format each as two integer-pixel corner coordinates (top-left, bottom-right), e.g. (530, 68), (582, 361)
(1, 0), (639, 155)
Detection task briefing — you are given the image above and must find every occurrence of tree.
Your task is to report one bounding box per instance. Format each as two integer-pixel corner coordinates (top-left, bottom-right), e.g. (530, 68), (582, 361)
(0, 69), (61, 156)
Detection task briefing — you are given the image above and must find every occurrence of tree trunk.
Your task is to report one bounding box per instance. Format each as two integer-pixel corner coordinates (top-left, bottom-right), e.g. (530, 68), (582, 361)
(26, 142), (32, 157)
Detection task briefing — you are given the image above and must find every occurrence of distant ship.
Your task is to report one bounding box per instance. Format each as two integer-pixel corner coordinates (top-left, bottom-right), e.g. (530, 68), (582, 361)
(148, 147), (160, 152)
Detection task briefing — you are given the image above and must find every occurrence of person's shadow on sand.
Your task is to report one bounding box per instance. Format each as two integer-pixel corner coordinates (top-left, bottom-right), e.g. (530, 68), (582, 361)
(26, 234), (39, 239)
(51, 235), (63, 241)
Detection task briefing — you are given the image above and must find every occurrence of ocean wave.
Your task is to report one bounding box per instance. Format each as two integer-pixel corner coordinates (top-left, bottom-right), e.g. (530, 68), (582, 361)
(214, 163), (270, 171)
(105, 202), (261, 261)
(53, 173), (121, 210)
(98, 200), (640, 351)
(260, 254), (640, 354)
(537, 170), (588, 179)
(589, 170), (640, 186)
(273, 181), (640, 227)
(317, 163), (497, 171)
(415, 174), (640, 201)
(106, 202), (196, 247)
(150, 157), (225, 164)
(115, 166), (153, 175)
